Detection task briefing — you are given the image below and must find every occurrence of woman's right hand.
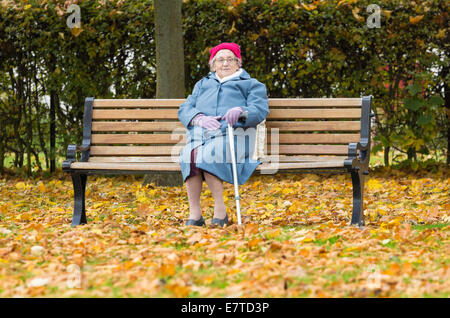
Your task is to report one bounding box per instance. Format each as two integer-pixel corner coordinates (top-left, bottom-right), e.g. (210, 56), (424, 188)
(192, 114), (222, 130)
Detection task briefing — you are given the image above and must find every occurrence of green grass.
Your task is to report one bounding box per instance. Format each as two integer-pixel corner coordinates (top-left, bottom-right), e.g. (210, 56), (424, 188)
(413, 223), (449, 231)
(313, 235), (340, 246)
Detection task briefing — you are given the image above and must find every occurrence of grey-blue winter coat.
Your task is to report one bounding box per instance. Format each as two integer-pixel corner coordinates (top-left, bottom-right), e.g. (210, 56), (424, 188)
(178, 69), (269, 185)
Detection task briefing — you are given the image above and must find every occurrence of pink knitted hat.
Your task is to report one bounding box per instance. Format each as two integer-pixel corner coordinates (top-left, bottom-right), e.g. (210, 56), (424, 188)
(209, 42), (241, 61)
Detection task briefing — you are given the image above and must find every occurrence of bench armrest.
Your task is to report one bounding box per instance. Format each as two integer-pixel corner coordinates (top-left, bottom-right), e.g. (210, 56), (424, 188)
(62, 143), (91, 171)
(344, 140), (370, 172)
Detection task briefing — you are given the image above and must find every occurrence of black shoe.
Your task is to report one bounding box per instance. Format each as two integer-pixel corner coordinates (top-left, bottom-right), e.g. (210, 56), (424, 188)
(211, 213), (229, 227)
(185, 216), (205, 226)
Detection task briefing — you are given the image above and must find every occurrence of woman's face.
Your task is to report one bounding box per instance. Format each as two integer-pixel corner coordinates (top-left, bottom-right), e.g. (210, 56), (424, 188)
(213, 49), (240, 79)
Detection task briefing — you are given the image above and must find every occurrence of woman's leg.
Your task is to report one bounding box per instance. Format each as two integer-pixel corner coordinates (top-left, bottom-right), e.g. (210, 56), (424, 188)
(185, 173), (203, 220)
(204, 171), (227, 219)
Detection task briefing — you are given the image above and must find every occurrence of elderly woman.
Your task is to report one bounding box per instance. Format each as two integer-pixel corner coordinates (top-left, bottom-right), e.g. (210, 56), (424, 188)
(178, 42), (269, 227)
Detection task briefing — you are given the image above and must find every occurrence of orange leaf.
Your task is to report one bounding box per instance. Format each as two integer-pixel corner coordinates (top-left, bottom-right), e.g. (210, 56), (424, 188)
(247, 238), (262, 248)
(409, 15), (424, 24)
(298, 249), (310, 257)
(244, 223), (259, 236)
(160, 264), (176, 277)
(167, 283), (190, 297)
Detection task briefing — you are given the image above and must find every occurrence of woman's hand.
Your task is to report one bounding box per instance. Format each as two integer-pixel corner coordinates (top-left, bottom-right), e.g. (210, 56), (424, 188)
(192, 114), (222, 130)
(222, 107), (243, 126)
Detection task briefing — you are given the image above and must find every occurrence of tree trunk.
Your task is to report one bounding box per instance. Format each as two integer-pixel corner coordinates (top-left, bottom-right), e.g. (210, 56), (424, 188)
(384, 146), (390, 167)
(143, 0), (185, 187)
(154, 0), (185, 98)
(407, 147), (417, 162)
(50, 90), (56, 172)
(443, 65), (449, 165)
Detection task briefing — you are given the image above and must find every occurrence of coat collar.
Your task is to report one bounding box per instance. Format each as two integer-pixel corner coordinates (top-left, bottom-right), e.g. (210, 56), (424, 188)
(207, 68), (251, 82)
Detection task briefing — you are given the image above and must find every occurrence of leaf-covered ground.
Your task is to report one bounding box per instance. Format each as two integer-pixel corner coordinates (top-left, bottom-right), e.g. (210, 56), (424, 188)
(0, 167), (449, 298)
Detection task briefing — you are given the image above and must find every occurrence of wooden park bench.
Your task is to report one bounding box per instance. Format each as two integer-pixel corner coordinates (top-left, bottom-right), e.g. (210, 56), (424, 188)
(63, 96), (373, 227)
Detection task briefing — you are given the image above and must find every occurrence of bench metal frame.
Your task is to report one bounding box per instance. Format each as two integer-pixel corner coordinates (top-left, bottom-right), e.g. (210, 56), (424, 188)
(63, 96), (373, 227)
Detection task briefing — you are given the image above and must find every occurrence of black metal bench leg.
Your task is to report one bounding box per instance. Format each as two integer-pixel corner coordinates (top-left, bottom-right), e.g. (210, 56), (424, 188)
(71, 173), (87, 226)
(350, 169), (365, 227)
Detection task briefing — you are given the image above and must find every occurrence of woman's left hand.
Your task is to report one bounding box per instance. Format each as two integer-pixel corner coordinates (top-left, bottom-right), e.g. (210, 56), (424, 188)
(222, 107), (243, 126)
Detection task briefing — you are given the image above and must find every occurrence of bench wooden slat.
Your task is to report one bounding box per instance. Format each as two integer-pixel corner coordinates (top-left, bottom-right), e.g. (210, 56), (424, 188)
(71, 162), (181, 171)
(266, 121), (360, 131)
(88, 156), (177, 163)
(92, 122), (184, 132)
(90, 146), (183, 156)
(70, 160), (345, 171)
(91, 134), (185, 144)
(258, 161), (345, 170)
(268, 133), (360, 144)
(92, 121), (361, 132)
(93, 99), (186, 107)
(90, 144), (348, 156)
(93, 98), (362, 108)
(260, 155), (347, 162)
(93, 109), (177, 120)
(90, 133), (359, 145)
(268, 109), (361, 119)
(272, 145), (349, 155)
(268, 98), (362, 107)
(92, 109), (361, 120)
(87, 155), (347, 163)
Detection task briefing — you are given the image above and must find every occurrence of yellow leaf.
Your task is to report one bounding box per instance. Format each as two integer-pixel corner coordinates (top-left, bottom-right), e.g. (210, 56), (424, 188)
(227, 21), (237, 35)
(436, 29), (446, 39)
(71, 27), (84, 37)
(265, 203), (275, 210)
(15, 182), (26, 190)
(157, 205), (168, 211)
(367, 179), (382, 191)
(352, 7), (365, 22)
(383, 10), (392, 20)
(24, 4), (31, 10)
(20, 213), (32, 221)
(344, 246), (361, 252)
(338, 0), (357, 6)
(409, 15), (424, 24)
(288, 200), (300, 212)
(38, 182), (46, 193)
(265, 228), (281, 239)
(92, 202), (104, 209)
(302, 3), (316, 11)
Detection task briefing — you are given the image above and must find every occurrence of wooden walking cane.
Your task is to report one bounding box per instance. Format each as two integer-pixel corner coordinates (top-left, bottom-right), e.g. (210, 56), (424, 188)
(227, 111), (248, 225)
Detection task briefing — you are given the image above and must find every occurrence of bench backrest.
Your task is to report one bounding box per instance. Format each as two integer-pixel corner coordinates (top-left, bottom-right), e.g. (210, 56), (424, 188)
(81, 97), (371, 163)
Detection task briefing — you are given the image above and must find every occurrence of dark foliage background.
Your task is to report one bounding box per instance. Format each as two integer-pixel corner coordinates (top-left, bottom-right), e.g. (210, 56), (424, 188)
(0, 0), (448, 175)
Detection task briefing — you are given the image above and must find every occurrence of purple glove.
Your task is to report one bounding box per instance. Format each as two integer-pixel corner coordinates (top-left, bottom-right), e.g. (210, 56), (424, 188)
(222, 107), (243, 126)
(191, 114), (222, 130)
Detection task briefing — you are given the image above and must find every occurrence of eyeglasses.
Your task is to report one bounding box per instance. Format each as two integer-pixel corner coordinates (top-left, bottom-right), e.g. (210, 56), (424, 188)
(215, 57), (237, 64)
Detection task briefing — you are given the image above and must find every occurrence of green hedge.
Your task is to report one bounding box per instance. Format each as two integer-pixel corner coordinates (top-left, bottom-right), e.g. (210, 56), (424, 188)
(0, 0), (448, 174)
